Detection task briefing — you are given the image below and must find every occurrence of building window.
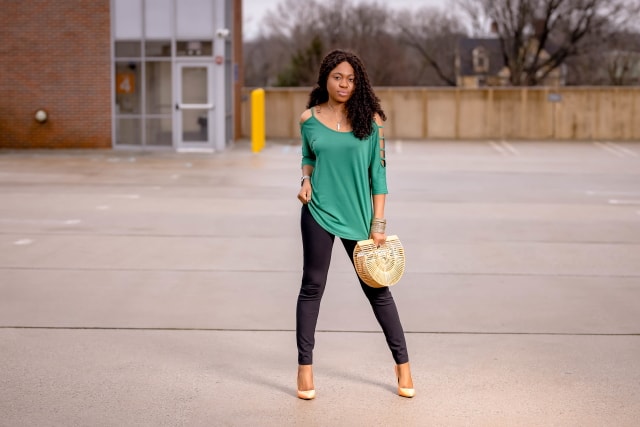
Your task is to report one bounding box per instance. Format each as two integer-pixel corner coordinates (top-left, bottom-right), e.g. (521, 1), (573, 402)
(145, 62), (172, 114)
(115, 62), (141, 114)
(473, 47), (489, 74)
(145, 41), (171, 57)
(116, 118), (142, 146)
(146, 118), (173, 147)
(176, 40), (213, 56)
(115, 41), (141, 58)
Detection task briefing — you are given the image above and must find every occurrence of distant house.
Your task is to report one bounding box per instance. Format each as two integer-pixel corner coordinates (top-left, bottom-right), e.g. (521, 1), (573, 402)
(455, 38), (510, 87)
(455, 37), (566, 87)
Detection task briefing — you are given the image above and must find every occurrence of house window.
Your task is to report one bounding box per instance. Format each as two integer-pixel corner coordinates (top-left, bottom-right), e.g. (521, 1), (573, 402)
(473, 47), (489, 74)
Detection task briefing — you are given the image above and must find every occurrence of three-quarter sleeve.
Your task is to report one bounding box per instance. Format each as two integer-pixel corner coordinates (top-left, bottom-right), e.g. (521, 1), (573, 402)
(300, 124), (316, 168)
(369, 123), (388, 195)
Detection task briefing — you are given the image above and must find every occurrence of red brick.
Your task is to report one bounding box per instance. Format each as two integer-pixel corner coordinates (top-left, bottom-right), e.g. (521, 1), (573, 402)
(0, 0), (112, 149)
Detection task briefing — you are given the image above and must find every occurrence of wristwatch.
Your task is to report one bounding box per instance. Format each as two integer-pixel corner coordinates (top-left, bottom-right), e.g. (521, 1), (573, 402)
(300, 175), (311, 186)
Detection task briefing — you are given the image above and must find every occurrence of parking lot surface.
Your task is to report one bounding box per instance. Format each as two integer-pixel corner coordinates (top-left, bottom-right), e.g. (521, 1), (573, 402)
(1, 139), (639, 426)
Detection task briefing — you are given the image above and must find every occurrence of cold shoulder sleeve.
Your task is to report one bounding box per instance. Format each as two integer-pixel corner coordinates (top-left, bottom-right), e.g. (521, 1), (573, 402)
(369, 123), (388, 195)
(300, 121), (316, 168)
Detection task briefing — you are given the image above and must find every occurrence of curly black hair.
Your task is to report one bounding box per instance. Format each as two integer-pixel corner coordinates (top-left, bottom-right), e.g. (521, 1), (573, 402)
(306, 49), (386, 140)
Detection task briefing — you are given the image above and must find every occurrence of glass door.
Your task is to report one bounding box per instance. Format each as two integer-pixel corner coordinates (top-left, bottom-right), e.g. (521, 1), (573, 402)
(175, 63), (214, 151)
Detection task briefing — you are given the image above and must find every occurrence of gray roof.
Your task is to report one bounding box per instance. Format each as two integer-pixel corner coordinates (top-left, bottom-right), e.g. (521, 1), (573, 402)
(458, 38), (505, 76)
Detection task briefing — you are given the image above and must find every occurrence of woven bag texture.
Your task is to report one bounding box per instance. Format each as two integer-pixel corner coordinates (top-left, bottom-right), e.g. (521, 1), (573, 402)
(352, 235), (405, 288)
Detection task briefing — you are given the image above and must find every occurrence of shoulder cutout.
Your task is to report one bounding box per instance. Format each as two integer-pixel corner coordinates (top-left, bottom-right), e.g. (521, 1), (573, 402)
(300, 109), (312, 124)
(373, 113), (384, 127)
(373, 113), (386, 168)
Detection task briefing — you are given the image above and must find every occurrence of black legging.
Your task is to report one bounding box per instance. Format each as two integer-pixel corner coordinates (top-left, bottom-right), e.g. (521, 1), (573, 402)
(296, 204), (409, 365)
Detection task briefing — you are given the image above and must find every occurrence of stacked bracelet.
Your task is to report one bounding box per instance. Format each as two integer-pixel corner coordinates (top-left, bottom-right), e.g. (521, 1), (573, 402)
(370, 218), (386, 234)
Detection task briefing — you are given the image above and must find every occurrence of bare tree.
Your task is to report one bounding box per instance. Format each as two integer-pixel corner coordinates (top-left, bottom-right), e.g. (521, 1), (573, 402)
(248, 0), (413, 86)
(262, 0), (324, 44)
(275, 35), (325, 86)
(244, 36), (280, 87)
(340, 3), (412, 85)
(569, 31), (640, 86)
(604, 30), (640, 85)
(457, 0), (640, 86)
(243, 0), (324, 87)
(394, 8), (466, 86)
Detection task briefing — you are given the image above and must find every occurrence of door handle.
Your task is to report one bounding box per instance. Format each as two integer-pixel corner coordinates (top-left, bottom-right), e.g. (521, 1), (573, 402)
(177, 104), (214, 110)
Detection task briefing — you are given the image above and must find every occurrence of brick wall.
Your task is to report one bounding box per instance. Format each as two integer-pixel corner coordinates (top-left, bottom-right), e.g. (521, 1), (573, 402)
(0, 0), (112, 149)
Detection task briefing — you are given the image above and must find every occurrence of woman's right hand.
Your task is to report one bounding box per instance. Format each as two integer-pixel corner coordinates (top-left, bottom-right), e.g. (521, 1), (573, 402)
(298, 182), (312, 204)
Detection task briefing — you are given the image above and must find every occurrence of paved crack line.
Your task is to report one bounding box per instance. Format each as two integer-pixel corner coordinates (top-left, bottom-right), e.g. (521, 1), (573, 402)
(0, 266), (639, 278)
(0, 325), (638, 336)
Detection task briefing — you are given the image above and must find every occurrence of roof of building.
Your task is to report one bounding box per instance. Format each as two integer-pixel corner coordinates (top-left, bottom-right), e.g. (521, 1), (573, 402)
(457, 37), (506, 76)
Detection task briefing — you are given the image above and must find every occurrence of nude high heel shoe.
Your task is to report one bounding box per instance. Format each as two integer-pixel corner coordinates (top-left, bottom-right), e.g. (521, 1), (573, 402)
(297, 365), (316, 400)
(395, 365), (415, 398)
(297, 389), (316, 400)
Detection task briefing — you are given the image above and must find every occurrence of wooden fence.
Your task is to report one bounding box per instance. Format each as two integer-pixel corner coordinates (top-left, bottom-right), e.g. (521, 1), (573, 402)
(241, 87), (640, 141)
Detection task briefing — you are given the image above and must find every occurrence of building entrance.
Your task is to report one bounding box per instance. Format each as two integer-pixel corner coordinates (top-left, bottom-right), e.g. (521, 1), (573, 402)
(111, 0), (232, 151)
(176, 63), (215, 152)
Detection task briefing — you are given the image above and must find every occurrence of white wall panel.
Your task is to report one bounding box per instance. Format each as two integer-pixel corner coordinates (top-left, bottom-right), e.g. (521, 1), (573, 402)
(114, 0), (142, 39)
(145, 0), (173, 39)
(176, 0), (215, 38)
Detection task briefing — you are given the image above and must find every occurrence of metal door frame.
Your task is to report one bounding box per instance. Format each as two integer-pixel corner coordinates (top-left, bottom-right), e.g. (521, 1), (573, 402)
(174, 62), (215, 152)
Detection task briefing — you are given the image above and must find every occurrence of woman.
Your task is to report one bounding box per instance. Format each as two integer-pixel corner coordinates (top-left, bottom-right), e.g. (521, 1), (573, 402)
(295, 49), (414, 400)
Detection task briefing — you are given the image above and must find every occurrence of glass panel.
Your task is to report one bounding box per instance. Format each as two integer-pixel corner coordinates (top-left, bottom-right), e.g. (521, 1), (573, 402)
(144, 0), (172, 39)
(181, 67), (208, 104)
(116, 118), (142, 145)
(114, 0), (142, 39)
(146, 62), (172, 114)
(146, 118), (173, 146)
(176, 0), (214, 38)
(145, 41), (171, 57)
(176, 41), (212, 57)
(182, 110), (209, 142)
(115, 62), (142, 114)
(115, 41), (141, 58)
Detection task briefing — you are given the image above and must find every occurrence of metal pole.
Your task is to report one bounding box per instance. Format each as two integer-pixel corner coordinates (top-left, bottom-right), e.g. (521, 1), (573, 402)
(251, 88), (265, 152)
(233, 0), (244, 141)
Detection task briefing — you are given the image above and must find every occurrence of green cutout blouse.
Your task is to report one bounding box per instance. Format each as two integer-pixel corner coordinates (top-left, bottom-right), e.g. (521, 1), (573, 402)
(301, 111), (387, 241)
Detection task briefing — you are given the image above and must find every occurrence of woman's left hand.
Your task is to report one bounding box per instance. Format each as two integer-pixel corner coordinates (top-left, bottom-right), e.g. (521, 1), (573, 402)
(370, 232), (386, 248)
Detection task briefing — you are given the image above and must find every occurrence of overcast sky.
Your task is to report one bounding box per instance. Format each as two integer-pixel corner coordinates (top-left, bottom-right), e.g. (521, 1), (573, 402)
(242, 0), (448, 39)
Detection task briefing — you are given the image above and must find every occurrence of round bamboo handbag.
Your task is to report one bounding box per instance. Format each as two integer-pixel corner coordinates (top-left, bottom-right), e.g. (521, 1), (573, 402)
(352, 235), (405, 288)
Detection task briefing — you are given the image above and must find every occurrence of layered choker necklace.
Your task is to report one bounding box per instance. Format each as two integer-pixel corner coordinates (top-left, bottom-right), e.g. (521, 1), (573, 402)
(326, 102), (346, 131)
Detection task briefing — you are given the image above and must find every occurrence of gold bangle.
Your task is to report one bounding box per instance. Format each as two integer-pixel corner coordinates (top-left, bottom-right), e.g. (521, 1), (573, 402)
(370, 224), (386, 233)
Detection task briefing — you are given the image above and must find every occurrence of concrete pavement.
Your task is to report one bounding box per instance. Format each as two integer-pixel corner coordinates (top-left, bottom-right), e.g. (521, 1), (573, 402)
(1, 140), (639, 426)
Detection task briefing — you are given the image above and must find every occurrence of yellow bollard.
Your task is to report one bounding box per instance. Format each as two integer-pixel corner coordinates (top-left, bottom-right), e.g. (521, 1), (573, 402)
(251, 88), (265, 153)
